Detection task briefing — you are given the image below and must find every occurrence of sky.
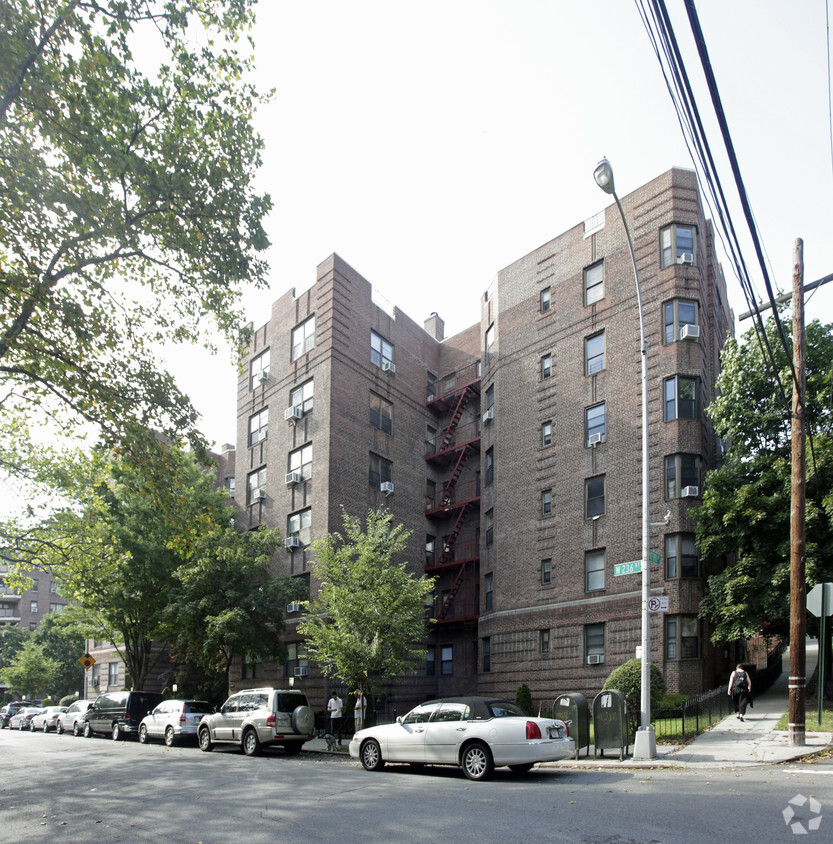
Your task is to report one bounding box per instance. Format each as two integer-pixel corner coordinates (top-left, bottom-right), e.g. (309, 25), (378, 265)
(155, 1), (833, 448)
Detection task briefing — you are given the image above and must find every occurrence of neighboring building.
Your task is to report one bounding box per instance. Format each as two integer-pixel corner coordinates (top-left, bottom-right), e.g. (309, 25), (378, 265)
(0, 563), (69, 631)
(235, 167), (733, 713)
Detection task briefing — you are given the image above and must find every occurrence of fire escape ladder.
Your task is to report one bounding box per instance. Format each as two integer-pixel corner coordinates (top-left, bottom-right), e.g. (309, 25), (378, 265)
(440, 446), (471, 505)
(438, 560), (470, 620)
(438, 502), (471, 565)
(440, 390), (470, 449)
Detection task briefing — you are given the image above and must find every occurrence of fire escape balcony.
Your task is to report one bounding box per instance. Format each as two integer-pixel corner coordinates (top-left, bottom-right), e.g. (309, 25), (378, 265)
(426, 361), (481, 412)
(424, 420), (481, 463)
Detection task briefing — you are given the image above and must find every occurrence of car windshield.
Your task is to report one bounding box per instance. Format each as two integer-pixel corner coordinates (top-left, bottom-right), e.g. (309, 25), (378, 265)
(487, 701), (526, 718)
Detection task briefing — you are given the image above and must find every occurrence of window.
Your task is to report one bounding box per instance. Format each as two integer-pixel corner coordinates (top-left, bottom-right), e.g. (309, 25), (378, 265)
(369, 392), (393, 433)
(291, 315), (315, 361)
(664, 376), (698, 421)
(585, 476), (605, 518)
(247, 466), (267, 505)
(287, 508), (312, 546)
(542, 421), (552, 447)
(371, 330), (394, 369)
(290, 379), (314, 415)
(665, 454), (701, 499)
(441, 645), (453, 675)
(586, 623), (605, 662)
(666, 615), (700, 659)
(248, 408), (268, 446)
(425, 479), (436, 511)
(108, 662), (119, 686)
(284, 642), (308, 678)
(242, 660), (263, 681)
(250, 350), (270, 390)
(49, 602), (64, 613)
(30, 600), (38, 614)
(482, 638), (491, 672)
(426, 647), (436, 676)
(369, 453), (392, 489)
(485, 323), (495, 362)
(660, 223), (696, 268)
(585, 402), (606, 445)
(540, 287), (551, 313)
(541, 559), (552, 585)
(541, 488), (552, 516)
(484, 573), (493, 611)
(427, 372), (437, 399)
(586, 548), (606, 591)
(485, 447), (494, 486)
(665, 534), (699, 578)
(584, 261), (604, 305)
(0, 601), (15, 618)
(663, 299), (700, 343)
(49, 581), (58, 593)
(484, 384), (494, 412)
(585, 331), (605, 375)
(91, 664), (100, 687)
(485, 509), (494, 546)
(541, 353), (552, 379)
(224, 476), (236, 497)
(539, 629), (550, 655)
(289, 443), (312, 480)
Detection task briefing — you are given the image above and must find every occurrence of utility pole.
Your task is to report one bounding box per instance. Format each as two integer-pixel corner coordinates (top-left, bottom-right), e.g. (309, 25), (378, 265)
(789, 238), (806, 747)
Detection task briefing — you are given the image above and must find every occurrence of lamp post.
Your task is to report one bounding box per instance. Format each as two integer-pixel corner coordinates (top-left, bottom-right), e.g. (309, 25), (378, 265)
(593, 158), (656, 759)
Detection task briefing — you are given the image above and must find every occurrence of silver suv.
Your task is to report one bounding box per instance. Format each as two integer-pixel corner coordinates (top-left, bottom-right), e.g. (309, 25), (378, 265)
(197, 688), (315, 756)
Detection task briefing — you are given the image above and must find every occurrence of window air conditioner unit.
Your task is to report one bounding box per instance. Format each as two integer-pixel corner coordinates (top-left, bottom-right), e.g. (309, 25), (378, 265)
(284, 536), (302, 548)
(679, 323), (700, 341)
(588, 433), (603, 446)
(253, 489), (266, 501)
(482, 409), (494, 423)
(380, 481), (395, 495)
(286, 602), (301, 614)
(285, 472), (303, 487)
(677, 252), (694, 265)
(681, 485), (700, 498)
(427, 394), (435, 403)
(381, 360), (396, 374)
(258, 370), (270, 383)
(587, 654), (605, 665)
(284, 406), (303, 422)
(294, 666), (308, 677)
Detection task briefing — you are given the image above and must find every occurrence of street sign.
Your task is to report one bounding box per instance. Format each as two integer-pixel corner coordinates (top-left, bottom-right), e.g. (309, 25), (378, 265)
(79, 652), (96, 670)
(807, 583), (833, 617)
(647, 595), (669, 613)
(649, 550), (661, 566)
(614, 561), (642, 576)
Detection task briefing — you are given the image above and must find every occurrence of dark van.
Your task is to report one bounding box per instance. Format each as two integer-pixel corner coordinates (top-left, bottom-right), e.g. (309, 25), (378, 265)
(83, 691), (165, 740)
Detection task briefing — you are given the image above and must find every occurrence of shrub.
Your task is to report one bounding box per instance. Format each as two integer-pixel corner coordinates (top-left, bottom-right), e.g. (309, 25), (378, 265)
(658, 693), (688, 709)
(515, 683), (534, 715)
(41, 696), (53, 707)
(602, 659), (667, 714)
(59, 693), (79, 707)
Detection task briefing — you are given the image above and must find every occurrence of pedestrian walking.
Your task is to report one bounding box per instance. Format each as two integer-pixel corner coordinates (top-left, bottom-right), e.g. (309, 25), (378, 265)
(328, 691), (344, 745)
(728, 663), (753, 721)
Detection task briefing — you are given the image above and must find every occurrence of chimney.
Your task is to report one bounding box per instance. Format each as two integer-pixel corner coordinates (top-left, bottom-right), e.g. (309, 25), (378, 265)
(424, 312), (445, 341)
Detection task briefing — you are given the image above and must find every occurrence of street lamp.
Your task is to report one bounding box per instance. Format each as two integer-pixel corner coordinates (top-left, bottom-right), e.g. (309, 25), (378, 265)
(593, 158), (656, 760)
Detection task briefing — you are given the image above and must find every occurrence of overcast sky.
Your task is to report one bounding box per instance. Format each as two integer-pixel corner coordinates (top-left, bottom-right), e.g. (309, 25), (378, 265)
(166, 0), (833, 448)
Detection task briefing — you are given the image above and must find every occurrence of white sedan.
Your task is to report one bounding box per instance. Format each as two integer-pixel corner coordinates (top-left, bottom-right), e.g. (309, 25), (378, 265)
(349, 696), (574, 780)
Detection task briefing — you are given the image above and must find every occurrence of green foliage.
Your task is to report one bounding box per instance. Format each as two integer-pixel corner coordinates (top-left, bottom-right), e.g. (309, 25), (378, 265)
(59, 692), (79, 707)
(0, 624), (29, 673)
(602, 659), (667, 714)
(41, 696), (53, 707)
(32, 610), (85, 700)
(0, 0), (271, 487)
(298, 508), (436, 700)
(0, 639), (59, 698)
(695, 316), (833, 642)
(658, 693), (689, 709)
(515, 683), (534, 715)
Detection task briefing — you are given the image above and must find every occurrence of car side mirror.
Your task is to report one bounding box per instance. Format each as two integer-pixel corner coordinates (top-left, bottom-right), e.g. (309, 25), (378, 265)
(396, 716), (403, 724)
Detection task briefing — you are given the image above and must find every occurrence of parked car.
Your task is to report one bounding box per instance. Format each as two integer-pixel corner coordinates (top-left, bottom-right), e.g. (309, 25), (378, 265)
(139, 699), (215, 746)
(31, 706), (67, 732)
(83, 691), (165, 740)
(0, 703), (24, 729)
(349, 696), (575, 781)
(9, 707), (42, 731)
(197, 688), (315, 756)
(56, 700), (94, 736)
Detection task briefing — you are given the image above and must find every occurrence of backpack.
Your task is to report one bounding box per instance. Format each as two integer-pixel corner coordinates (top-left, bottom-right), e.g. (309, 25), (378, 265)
(734, 670), (748, 693)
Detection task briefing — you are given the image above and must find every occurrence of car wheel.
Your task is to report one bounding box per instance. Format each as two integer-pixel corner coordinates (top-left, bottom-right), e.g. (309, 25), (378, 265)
(164, 726), (176, 747)
(509, 763), (535, 774)
(112, 722), (122, 741)
(461, 741), (494, 781)
(83, 721), (92, 738)
(198, 727), (213, 752)
(72, 721), (81, 737)
(56, 722), (63, 735)
(43, 721), (49, 733)
(290, 705), (315, 735)
(139, 724), (149, 744)
(360, 738), (385, 772)
(284, 740), (303, 756)
(242, 728), (261, 757)
(29, 720), (35, 731)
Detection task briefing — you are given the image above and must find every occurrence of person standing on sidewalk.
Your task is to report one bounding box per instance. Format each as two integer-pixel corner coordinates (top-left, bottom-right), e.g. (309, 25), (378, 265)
(328, 691), (344, 745)
(353, 691), (367, 732)
(728, 663), (753, 721)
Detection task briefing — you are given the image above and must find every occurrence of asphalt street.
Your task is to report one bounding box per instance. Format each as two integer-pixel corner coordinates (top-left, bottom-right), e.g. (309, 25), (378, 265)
(2, 727), (832, 843)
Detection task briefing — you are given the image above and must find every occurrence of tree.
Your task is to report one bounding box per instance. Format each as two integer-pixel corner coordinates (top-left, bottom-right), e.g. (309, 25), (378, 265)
(0, 1), (271, 466)
(31, 609), (85, 701)
(695, 316), (833, 643)
(0, 623), (30, 696)
(297, 508), (436, 706)
(0, 639), (58, 698)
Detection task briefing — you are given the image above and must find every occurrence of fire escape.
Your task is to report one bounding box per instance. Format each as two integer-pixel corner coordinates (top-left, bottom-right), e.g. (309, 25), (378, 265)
(424, 361), (481, 625)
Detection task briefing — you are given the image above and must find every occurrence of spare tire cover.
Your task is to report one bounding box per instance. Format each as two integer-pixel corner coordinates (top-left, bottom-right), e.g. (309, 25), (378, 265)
(291, 705), (315, 735)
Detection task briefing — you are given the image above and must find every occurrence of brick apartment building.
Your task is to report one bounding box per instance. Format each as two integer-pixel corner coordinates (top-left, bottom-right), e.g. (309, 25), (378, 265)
(234, 167), (734, 714)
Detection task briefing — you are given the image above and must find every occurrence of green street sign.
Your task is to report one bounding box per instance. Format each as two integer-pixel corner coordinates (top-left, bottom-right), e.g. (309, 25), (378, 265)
(649, 550), (661, 566)
(614, 561), (642, 576)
